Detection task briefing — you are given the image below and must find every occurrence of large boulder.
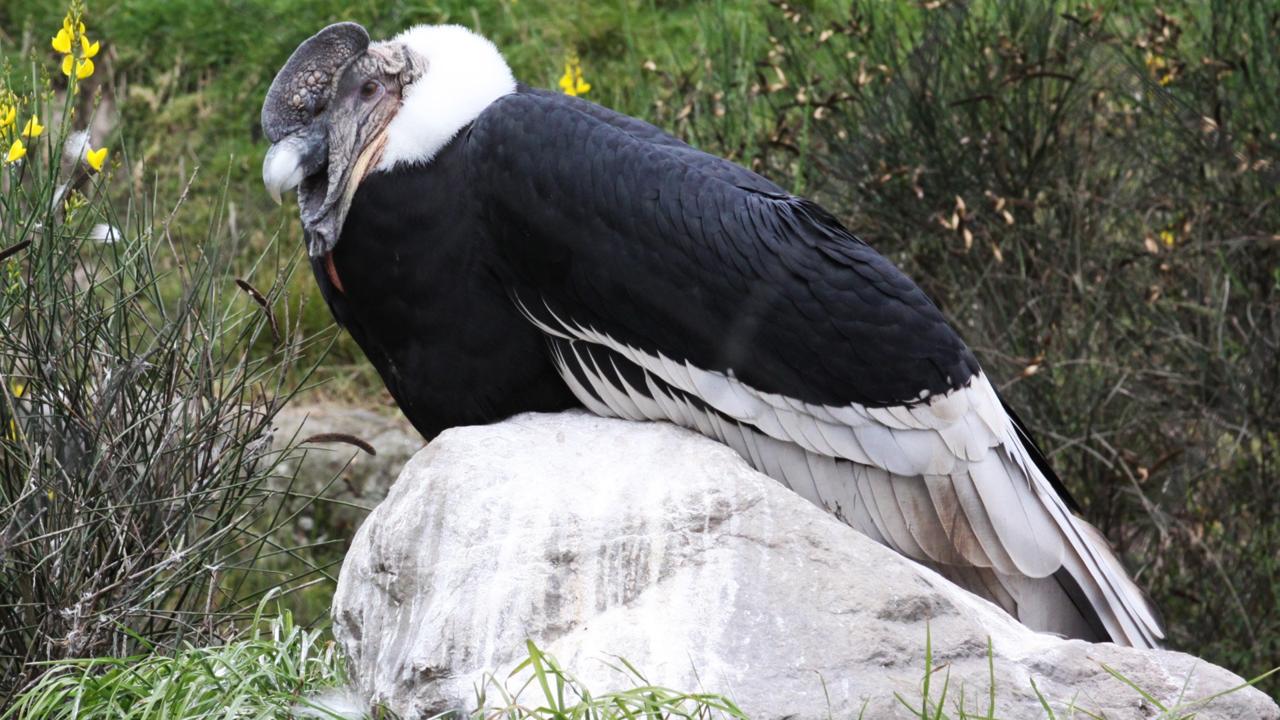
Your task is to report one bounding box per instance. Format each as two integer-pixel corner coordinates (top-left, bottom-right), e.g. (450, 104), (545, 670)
(332, 412), (1278, 719)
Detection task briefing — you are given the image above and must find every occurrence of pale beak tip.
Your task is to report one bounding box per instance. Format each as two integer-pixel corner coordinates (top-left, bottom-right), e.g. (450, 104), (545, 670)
(263, 141), (305, 206)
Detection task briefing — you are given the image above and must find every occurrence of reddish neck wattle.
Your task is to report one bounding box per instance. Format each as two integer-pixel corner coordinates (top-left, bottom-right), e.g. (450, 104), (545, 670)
(322, 133), (386, 298)
(323, 252), (345, 294)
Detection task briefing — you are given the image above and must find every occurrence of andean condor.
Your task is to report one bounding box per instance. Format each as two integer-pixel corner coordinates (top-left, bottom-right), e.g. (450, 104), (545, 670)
(261, 22), (1164, 648)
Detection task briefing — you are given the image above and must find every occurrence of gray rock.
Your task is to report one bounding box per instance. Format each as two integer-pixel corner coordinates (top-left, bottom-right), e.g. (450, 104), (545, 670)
(332, 411), (1278, 719)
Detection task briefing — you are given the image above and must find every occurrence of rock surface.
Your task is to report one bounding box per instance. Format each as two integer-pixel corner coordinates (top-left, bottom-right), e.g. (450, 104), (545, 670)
(332, 412), (1278, 719)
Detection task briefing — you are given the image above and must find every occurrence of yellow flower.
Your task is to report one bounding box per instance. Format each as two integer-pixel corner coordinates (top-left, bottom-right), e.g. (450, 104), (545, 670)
(8, 384), (24, 441)
(5, 139), (26, 163)
(0, 105), (14, 128)
(558, 56), (591, 97)
(85, 145), (108, 171)
(1145, 53), (1175, 86)
(62, 14), (85, 36)
(52, 13), (101, 82)
(1159, 230), (1175, 247)
(21, 116), (43, 138)
(63, 55), (94, 80)
(52, 27), (73, 54)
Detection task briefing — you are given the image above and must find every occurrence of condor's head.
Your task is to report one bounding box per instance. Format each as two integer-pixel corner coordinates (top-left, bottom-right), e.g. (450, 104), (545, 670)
(261, 23), (515, 258)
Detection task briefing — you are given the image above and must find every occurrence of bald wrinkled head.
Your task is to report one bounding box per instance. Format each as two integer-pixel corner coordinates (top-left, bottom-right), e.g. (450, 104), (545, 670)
(262, 23), (516, 258)
(262, 22), (370, 142)
(261, 22), (425, 257)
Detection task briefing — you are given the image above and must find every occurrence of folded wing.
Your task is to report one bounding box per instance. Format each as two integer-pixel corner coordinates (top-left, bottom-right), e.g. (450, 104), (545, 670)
(466, 89), (1163, 647)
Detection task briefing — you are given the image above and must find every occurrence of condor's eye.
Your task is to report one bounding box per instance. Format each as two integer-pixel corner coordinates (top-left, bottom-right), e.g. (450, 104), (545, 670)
(359, 80), (382, 100)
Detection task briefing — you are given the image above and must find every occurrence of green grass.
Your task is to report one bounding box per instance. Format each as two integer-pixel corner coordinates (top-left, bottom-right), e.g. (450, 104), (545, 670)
(2, 600), (351, 720)
(3, 622), (751, 719)
(473, 640), (748, 720)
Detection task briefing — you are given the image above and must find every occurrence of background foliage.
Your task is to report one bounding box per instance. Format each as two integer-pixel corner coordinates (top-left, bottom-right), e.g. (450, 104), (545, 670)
(1, 0), (1276, 704)
(0, 4), (333, 703)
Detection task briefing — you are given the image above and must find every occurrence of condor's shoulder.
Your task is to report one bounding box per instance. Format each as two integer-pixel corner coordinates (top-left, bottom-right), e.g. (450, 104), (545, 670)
(463, 87), (979, 408)
(465, 86), (787, 196)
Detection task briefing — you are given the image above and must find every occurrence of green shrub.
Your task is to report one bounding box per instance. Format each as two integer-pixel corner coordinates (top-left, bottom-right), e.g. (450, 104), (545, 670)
(0, 6), (328, 701)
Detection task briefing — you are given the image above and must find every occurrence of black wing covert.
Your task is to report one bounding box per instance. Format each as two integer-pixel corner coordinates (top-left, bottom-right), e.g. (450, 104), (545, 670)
(468, 88), (979, 409)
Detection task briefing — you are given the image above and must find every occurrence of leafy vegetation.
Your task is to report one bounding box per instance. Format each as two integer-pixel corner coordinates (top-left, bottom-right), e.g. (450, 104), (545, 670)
(9, 624), (1273, 719)
(0, 5), (333, 703)
(4, 624), (750, 719)
(2, 601), (352, 720)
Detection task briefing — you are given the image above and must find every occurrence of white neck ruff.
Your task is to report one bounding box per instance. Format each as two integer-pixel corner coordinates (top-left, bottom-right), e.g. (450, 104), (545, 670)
(376, 24), (516, 171)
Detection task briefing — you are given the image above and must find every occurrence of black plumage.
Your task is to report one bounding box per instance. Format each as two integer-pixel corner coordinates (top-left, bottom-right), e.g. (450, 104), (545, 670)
(315, 132), (578, 439)
(326, 88), (978, 422)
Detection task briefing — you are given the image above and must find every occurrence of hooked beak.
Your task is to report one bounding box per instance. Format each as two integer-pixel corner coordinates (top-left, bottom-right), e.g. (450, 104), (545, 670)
(263, 126), (328, 205)
(263, 125), (346, 258)
(267, 121), (395, 258)
(263, 141), (304, 205)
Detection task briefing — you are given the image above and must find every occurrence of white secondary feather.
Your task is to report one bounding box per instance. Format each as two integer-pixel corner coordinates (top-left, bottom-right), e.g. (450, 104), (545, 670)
(523, 298), (1164, 647)
(377, 25), (516, 170)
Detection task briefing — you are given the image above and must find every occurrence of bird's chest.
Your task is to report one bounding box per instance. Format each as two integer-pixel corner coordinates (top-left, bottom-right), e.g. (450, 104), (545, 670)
(325, 200), (499, 385)
(314, 168), (574, 437)
(328, 165), (484, 339)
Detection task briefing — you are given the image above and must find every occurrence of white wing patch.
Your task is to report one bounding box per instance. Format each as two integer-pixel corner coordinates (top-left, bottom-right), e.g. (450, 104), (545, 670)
(521, 297), (1164, 648)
